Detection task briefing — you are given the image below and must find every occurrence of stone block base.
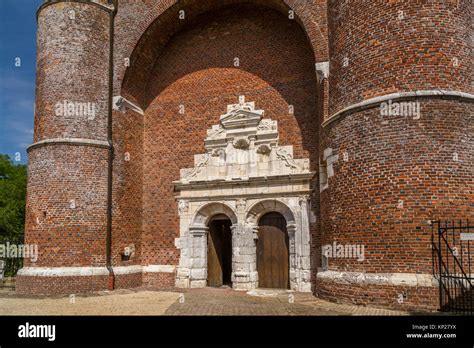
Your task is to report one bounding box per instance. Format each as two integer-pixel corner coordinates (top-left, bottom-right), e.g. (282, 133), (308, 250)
(16, 265), (177, 295)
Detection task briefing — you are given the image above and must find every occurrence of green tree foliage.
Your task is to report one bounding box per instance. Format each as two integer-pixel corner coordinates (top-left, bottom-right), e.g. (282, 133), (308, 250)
(0, 155), (27, 276)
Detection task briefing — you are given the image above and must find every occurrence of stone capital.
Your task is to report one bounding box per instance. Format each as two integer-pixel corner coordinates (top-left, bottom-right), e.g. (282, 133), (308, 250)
(286, 223), (297, 236)
(189, 224), (208, 237)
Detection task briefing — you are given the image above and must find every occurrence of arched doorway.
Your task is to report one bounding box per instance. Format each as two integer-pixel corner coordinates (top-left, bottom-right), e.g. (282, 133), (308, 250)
(257, 212), (290, 289)
(207, 215), (232, 287)
(133, 3), (318, 278)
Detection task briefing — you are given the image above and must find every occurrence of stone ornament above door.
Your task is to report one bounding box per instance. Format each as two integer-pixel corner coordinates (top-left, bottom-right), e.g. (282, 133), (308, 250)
(176, 96), (310, 185)
(174, 97), (315, 292)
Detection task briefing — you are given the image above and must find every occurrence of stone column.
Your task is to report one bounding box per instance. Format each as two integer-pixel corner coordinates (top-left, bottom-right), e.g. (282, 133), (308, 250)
(249, 225), (259, 289)
(188, 224), (208, 288)
(287, 223), (298, 290)
(298, 195), (312, 292)
(248, 135), (257, 177)
(175, 200), (192, 288)
(231, 224), (258, 290)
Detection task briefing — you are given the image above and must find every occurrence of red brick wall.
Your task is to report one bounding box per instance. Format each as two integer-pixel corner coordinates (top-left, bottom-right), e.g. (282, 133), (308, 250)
(34, 3), (110, 142)
(23, 2), (111, 269)
(142, 272), (176, 289)
(316, 279), (439, 312)
(328, 0), (473, 114)
(21, 1), (472, 313)
(111, 108), (144, 267)
(320, 101), (473, 275)
(24, 146), (108, 268)
(16, 275), (109, 296)
(114, 272), (142, 289)
(115, 0), (328, 101)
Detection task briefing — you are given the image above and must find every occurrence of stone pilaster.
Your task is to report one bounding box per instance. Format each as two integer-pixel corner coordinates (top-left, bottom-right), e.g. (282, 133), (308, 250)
(231, 224), (258, 290)
(176, 224), (208, 288)
(287, 223), (298, 290)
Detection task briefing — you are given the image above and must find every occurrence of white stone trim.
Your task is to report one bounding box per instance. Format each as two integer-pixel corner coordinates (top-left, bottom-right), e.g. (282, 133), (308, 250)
(112, 265), (143, 275)
(317, 270), (438, 287)
(27, 138), (110, 152)
(322, 90), (474, 128)
(17, 267), (109, 277)
(315, 61), (329, 83)
(17, 265), (177, 277)
(174, 173), (314, 191)
(246, 199), (296, 226)
(113, 96), (144, 115)
(90, 0), (115, 10)
(143, 265), (176, 273)
(38, 0), (115, 18)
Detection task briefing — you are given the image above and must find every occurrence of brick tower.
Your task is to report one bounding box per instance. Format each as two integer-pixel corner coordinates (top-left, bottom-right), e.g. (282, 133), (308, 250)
(16, 0), (116, 294)
(317, 0), (473, 310)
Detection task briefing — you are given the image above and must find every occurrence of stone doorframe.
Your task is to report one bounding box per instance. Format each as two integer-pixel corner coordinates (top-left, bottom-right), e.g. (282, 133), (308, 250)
(174, 197), (312, 292)
(246, 199), (311, 292)
(175, 202), (238, 289)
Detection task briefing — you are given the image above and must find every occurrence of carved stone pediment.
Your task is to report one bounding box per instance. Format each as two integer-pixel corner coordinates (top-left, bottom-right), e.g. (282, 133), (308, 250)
(219, 96), (264, 130)
(220, 110), (263, 130)
(176, 96), (313, 185)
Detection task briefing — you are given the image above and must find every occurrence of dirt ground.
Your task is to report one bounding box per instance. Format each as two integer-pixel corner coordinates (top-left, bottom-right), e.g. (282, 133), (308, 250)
(0, 289), (179, 315)
(0, 287), (412, 316)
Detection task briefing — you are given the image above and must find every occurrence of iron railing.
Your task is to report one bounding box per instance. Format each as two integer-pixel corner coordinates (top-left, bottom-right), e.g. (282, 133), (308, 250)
(432, 220), (473, 315)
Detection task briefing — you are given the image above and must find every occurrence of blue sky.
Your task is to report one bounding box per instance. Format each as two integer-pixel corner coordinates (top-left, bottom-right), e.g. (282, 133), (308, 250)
(0, 0), (43, 164)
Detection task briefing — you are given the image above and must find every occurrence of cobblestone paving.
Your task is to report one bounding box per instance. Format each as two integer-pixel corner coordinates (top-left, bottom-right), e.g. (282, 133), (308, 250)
(165, 287), (411, 316)
(0, 286), (419, 316)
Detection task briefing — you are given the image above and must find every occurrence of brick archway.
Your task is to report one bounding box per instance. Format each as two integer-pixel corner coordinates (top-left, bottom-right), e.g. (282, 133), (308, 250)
(111, 1), (321, 293)
(116, 0), (328, 106)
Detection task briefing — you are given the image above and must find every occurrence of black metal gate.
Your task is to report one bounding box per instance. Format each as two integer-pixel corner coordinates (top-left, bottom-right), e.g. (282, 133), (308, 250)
(432, 220), (473, 315)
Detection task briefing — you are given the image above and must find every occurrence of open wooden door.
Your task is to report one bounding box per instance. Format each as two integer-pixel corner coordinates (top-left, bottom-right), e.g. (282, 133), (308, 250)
(207, 219), (232, 287)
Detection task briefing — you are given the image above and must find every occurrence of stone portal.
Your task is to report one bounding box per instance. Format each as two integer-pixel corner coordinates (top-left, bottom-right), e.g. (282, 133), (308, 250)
(174, 97), (314, 292)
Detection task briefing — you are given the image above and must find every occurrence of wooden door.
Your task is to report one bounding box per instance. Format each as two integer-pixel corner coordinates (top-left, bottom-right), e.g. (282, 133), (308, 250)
(207, 219), (232, 287)
(257, 212), (289, 289)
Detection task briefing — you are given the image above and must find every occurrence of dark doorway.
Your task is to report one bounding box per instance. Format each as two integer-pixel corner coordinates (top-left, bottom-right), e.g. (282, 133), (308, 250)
(207, 217), (232, 287)
(257, 212), (289, 289)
